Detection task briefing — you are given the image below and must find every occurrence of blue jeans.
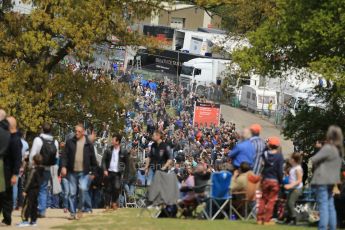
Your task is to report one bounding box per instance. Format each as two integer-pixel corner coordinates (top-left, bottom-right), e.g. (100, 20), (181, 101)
(38, 170), (51, 216)
(67, 172), (90, 215)
(82, 177), (92, 212)
(315, 185), (337, 230)
(61, 177), (70, 209)
(124, 183), (135, 197)
(12, 174), (19, 208)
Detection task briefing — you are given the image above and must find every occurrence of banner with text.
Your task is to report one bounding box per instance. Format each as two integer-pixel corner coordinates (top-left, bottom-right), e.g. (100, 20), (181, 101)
(193, 102), (221, 127)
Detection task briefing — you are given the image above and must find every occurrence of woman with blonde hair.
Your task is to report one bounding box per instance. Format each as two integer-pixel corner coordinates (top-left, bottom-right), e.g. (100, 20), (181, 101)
(311, 125), (344, 230)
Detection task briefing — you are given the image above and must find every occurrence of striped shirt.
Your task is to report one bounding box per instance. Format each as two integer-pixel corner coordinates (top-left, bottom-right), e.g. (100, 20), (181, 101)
(250, 136), (267, 175)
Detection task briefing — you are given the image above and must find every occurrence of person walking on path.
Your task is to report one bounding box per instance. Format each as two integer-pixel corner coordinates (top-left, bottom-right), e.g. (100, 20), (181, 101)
(268, 100), (273, 118)
(0, 110), (11, 227)
(61, 124), (97, 220)
(17, 155), (44, 227)
(311, 126), (343, 230)
(0, 115), (22, 226)
(102, 134), (129, 210)
(29, 123), (59, 218)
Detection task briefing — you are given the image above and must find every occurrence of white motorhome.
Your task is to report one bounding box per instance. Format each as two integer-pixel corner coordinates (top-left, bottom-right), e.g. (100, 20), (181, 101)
(180, 58), (230, 94)
(240, 85), (278, 112)
(173, 30), (226, 56)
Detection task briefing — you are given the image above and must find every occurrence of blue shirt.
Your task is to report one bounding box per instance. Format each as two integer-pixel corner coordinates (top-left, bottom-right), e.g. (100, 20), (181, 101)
(228, 139), (255, 168)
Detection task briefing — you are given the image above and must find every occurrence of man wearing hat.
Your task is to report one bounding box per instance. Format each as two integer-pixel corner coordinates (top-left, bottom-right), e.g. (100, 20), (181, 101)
(249, 124), (267, 175)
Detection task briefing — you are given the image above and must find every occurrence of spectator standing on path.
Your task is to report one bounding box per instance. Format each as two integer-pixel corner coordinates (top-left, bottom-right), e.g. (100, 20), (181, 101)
(1, 116), (22, 226)
(14, 131), (30, 210)
(227, 128), (255, 170)
(283, 152), (303, 225)
(6, 118), (23, 212)
(29, 123), (59, 218)
(257, 137), (284, 225)
(0, 116), (22, 226)
(0, 110), (12, 226)
(102, 134), (129, 211)
(311, 126), (343, 230)
(268, 100), (273, 118)
(17, 155), (44, 227)
(249, 124), (266, 175)
(145, 130), (173, 175)
(61, 124), (97, 220)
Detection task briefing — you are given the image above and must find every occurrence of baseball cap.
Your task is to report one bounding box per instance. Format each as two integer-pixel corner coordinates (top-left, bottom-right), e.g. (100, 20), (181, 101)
(267, 136), (281, 147)
(250, 124), (262, 134)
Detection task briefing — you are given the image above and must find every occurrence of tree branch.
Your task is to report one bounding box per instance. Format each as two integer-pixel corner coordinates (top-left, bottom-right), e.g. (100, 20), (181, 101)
(44, 40), (75, 73)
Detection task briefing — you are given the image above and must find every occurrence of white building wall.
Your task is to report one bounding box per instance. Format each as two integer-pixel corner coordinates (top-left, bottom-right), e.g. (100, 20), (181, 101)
(202, 11), (212, 28)
(12, 0), (33, 14)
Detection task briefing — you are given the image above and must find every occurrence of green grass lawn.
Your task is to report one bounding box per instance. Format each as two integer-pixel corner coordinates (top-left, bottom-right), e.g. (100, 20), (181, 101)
(53, 209), (313, 230)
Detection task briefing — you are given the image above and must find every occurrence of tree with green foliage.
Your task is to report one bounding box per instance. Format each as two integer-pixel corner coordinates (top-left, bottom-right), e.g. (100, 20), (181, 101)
(232, 0), (345, 86)
(194, 0), (345, 153)
(212, 0), (276, 34)
(0, 0), (162, 133)
(283, 86), (345, 154)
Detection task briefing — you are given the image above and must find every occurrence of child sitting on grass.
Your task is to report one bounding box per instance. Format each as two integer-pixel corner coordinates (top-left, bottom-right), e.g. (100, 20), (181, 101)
(17, 154), (44, 227)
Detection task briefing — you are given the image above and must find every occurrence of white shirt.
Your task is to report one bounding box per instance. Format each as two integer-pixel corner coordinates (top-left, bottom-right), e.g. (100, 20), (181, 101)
(29, 133), (59, 166)
(289, 165), (303, 189)
(109, 147), (120, 172)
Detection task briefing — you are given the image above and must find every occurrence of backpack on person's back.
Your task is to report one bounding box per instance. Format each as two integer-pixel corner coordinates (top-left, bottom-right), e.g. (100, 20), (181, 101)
(39, 137), (57, 166)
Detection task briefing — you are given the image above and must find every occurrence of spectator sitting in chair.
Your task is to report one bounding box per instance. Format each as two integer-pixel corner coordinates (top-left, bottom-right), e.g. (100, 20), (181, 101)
(230, 162), (253, 193)
(180, 164), (195, 201)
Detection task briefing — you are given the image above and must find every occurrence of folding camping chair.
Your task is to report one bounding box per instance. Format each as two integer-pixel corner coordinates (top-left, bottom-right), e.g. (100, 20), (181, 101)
(231, 175), (260, 220)
(295, 188), (319, 223)
(177, 172), (211, 219)
(204, 171), (235, 220)
(134, 183), (149, 208)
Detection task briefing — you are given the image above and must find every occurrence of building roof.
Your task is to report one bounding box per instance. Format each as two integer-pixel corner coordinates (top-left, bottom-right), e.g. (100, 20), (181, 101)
(160, 2), (196, 12)
(197, 28), (227, 35)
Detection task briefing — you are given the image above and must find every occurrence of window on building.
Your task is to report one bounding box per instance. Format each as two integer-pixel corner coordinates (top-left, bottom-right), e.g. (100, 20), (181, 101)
(170, 17), (185, 29)
(258, 96), (275, 104)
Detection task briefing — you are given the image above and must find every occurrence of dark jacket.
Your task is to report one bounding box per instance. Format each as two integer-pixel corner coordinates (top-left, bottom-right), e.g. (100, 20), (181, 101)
(62, 135), (97, 174)
(4, 132), (22, 187)
(23, 166), (44, 193)
(0, 120), (10, 158)
(262, 150), (284, 184)
(102, 146), (129, 175)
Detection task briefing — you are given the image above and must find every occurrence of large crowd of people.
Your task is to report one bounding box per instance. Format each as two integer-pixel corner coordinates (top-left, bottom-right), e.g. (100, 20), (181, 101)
(0, 73), (344, 230)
